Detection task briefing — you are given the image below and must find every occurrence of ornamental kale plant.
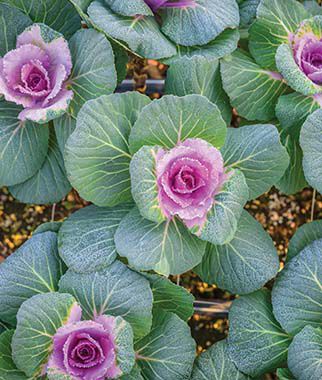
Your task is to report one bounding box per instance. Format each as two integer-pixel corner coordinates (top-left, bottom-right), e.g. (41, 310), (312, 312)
(0, 223), (288, 380)
(222, 0), (322, 195)
(69, 0), (240, 62)
(62, 91), (289, 295)
(226, 221), (322, 380)
(0, 24), (73, 123)
(0, 229), (197, 379)
(0, 1), (118, 205)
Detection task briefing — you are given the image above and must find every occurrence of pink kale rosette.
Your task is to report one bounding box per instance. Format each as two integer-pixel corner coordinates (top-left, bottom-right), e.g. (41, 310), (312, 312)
(276, 15), (322, 95)
(47, 306), (134, 380)
(292, 18), (322, 85)
(0, 23), (73, 123)
(125, 95), (249, 274)
(144, 0), (196, 12)
(156, 138), (226, 230)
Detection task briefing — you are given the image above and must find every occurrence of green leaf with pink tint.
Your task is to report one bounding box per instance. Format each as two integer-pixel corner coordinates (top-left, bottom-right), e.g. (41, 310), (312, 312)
(12, 293), (79, 378)
(221, 49), (289, 121)
(249, 0), (309, 70)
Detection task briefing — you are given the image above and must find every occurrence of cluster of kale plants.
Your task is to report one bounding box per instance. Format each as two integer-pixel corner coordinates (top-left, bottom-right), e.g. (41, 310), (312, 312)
(0, 0), (321, 379)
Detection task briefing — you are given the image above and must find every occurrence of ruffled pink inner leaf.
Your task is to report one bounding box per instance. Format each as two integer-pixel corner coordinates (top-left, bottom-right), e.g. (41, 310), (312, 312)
(156, 138), (226, 230)
(293, 28), (322, 84)
(48, 310), (121, 380)
(0, 24), (73, 122)
(144, 0), (196, 12)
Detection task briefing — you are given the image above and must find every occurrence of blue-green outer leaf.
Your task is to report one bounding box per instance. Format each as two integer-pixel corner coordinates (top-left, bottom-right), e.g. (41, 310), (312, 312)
(0, 330), (28, 380)
(160, 0), (239, 47)
(68, 29), (117, 117)
(198, 169), (249, 245)
(300, 108), (322, 193)
(221, 124), (290, 199)
(288, 326), (322, 380)
(165, 55), (232, 124)
(228, 290), (292, 377)
(0, 4), (32, 56)
(191, 340), (255, 380)
(129, 95), (227, 155)
(135, 311), (196, 380)
(88, 0), (177, 59)
(0, 232), (64, 325)
(115, 207), (207, 276)
(59, 261), (153, 339)
(65, 92), (150, 207)
(272, 238), (322, 336)
(12, 293), (78, 378)
(249, 0), (309, 70)
(9, 130), (71, 204)
(221, 50), (289, 121)
(2, 0), (81, 39)
(195, 210), (279, 294)
(58, 203), (133, 273)
(287, 220), (322, 262)
(0, 102), (49, 187)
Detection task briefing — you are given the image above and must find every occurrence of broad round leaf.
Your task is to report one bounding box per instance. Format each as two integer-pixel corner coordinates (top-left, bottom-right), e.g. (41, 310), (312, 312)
(115, 207), (207, 276)
(165, 56), (232, 124)
(300, 108), (322, 193)
(129, 95), (227, 155)
(195, 210), (279, 294)
(199, 169), (249, 246)
(59, 260), (153, 339)
(135, 311), (196, 380)
(9, 130), (71, 204)
(34, 222), (62, 235)
(58, 203), (133, 273)
(276, 43), (322, 96)
(68, 29), (117, 117)
(2, 0), (81, 39)
(221, 50), (289, 121)
(0, 232), (64, 325)
(104, 0), (152, 16)
(65, 92), (150, 207)
(121, 365), (144, 380)
(287, 220), (322, 262)
(163, 29), (240, 65)
(276, 132), (307, 195)
(0, 330), (28, 380)
(0, 4), (31, 56)
(304, 0), (322, 15)
(144, 274), (194, 321)
(221, 124), (290, 199)
(191, 340), (254, 380)
(272, 238), (322, 336)
(54, 113), (76, 153)
(239, 0), (260, 30)
(108, 316), (135, 377)
(160, 0), (239, 47)
(88, 0), (177, 59)
(249, 0), (309, 70)
(288, 326), (322, 380)
(130, 145), (165, 224)
(228, 290), (292, 377)
(0, 102), (49, 186)
(12, 293), (78, 378)
(276, 92), (321, 139)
